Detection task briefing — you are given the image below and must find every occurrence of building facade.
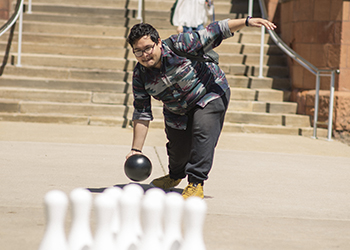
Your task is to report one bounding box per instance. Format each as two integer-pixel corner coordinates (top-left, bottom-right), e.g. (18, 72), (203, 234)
(267, 0), (350, 131)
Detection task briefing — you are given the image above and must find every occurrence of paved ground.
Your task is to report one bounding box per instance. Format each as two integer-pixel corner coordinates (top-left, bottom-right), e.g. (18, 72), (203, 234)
(1, 121), (350, 250)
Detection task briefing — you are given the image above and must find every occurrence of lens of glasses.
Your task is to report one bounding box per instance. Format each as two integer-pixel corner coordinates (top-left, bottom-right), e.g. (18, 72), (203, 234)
(144, 47), (152, 54)
(134, 51), (143, 57)
(133, 44), (155, 57)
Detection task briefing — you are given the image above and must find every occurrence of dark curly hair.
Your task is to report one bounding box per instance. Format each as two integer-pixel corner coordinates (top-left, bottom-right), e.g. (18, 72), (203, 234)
(127, 23), (160, 48)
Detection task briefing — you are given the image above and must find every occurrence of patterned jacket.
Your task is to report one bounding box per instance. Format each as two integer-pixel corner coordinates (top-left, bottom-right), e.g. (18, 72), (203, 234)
(132, 19), (233, 130)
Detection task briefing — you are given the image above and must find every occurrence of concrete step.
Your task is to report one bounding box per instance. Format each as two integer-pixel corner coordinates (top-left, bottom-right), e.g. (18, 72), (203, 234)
(215, 42), (283, 55)
(0, 110), (324, 137)
(121, 86), (284, 105)
(127, 0), (232, 14)
(222, 124), (327, 138)
(226, 76), (291, 90)
(28, 4), (126, 16)
(23, 12), (128, 26)
(140, 118), (326, 138)
(219, 53), (286, 66)
(7, 42), (126, 58)
(28, 4), (185, 21)
(3, 65), (289, 91)
(17, 21), (127, 36)
(0, 85), (292, 112)
(6, 100), (127, 117)
(21, 11), (173, 29)
(5, 33), (126, 47)
(0, 88), (92, 103)
(224, 111), (311, 127)
(0, 112), (127, 126)
(123, 49), (285, 66)
(0, 98), (20, 112)
(230, 87), (283, 102)
(6, 35), (278, 61)
(0, 87), (131, 105)
(2, 68), (288, 101)
(0, 76), (129, 92)
(130, 106), (310, 127)
(221, 64), (290, 78)
(228, 100), (297, 114)
(11, 53), (126, 70)
(2, 65), (132, 82)
(26, 0), (233, 14)
(24, 0), (127, 8)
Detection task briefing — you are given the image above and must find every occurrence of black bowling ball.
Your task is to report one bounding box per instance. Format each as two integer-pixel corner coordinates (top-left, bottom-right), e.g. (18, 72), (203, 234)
(124, 154), (152, 182)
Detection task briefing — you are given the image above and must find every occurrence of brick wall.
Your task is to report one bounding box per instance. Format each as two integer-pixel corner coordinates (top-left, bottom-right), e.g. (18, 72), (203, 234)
(265, 0), (279, 22)
(339, 1), (350, 91)
(279, 0), (350, 131)
(0, 0), (10, 19)
(280, 0), (342, 91)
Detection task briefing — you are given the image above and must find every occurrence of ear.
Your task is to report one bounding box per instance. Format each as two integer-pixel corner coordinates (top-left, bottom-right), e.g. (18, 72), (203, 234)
(157, 38), (162, 46)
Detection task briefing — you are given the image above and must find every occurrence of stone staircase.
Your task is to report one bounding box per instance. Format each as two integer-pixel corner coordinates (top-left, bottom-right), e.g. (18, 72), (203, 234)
(0, 0), (320, 135)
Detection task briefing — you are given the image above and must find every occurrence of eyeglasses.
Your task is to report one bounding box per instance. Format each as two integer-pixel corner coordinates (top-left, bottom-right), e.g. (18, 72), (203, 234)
(133, 43), (156, 57)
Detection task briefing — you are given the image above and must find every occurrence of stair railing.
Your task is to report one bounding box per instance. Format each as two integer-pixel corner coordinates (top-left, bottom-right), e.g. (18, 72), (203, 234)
(137, 0), (145, 23)
(258, 0), (338, 141)
(248, 0), (254, 17)
(0, 0), (24, 68)
(28, 0), (32, 13)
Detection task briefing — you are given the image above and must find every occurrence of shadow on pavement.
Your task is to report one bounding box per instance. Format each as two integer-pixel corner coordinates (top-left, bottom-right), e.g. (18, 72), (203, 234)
(87, 183), (184, 194)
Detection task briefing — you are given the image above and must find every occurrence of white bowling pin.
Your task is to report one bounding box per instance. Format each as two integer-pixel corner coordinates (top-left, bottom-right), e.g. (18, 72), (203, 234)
(103, 186), (123, 240)
(114, 186), (143, 250)
(68, 188), (93, 250)
(122, 184), (144, 236)
(162, 192), (184, 250)
(38, 190), (69, 250)
(179, 197), (207, 250)
(123, 183), (144, 199)
(91, 193), (115, 250)
(138, 188), (166, 250)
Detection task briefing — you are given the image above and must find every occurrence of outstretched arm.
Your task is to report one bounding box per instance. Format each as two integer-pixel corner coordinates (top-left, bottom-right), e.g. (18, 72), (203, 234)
(126, 120), (150, 159)
(227, 17), (276, 33)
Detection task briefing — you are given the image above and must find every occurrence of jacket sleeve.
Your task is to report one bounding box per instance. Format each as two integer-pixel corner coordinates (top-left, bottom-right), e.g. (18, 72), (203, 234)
(170, 19), (233, 55)
(131, 66), (153, 121)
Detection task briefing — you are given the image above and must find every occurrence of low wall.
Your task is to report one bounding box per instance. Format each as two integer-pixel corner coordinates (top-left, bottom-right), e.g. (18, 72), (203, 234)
(295, 90), (350, 131)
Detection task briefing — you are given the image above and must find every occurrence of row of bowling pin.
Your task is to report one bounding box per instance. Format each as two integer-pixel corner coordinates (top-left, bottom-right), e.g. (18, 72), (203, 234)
(38, 184), (207, 250)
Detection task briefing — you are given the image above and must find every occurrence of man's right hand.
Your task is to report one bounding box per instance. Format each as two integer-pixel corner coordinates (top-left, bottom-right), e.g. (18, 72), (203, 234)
(126, 150), (142, 159)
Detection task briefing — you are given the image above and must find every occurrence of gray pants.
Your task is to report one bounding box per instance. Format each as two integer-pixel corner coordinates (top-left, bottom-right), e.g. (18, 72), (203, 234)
(165, 89), (230, 184)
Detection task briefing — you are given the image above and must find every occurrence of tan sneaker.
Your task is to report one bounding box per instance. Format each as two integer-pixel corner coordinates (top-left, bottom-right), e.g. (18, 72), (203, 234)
(182, 183), (204, 199)
(150, 174), (182, 190)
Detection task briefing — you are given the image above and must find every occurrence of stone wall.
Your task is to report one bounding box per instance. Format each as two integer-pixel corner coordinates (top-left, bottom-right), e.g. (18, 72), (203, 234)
(279, 0), (350, 132)
(0, 0), (10, 19)
(295, 91), (350, 131)
(265, 0), (279, 22)
(339, 0), (350, 91)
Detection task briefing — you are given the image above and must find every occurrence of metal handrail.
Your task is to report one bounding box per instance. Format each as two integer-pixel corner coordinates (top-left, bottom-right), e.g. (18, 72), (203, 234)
(258, 0), (338, 141)
(0, 0), (24, 68)
(0, 0), (24, 37)
(248, 0), (253, 17)
(137, 0), (145, 23)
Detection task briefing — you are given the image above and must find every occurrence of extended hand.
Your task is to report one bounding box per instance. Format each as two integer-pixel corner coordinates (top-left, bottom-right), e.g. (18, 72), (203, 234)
(248, 18), (277, 30)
